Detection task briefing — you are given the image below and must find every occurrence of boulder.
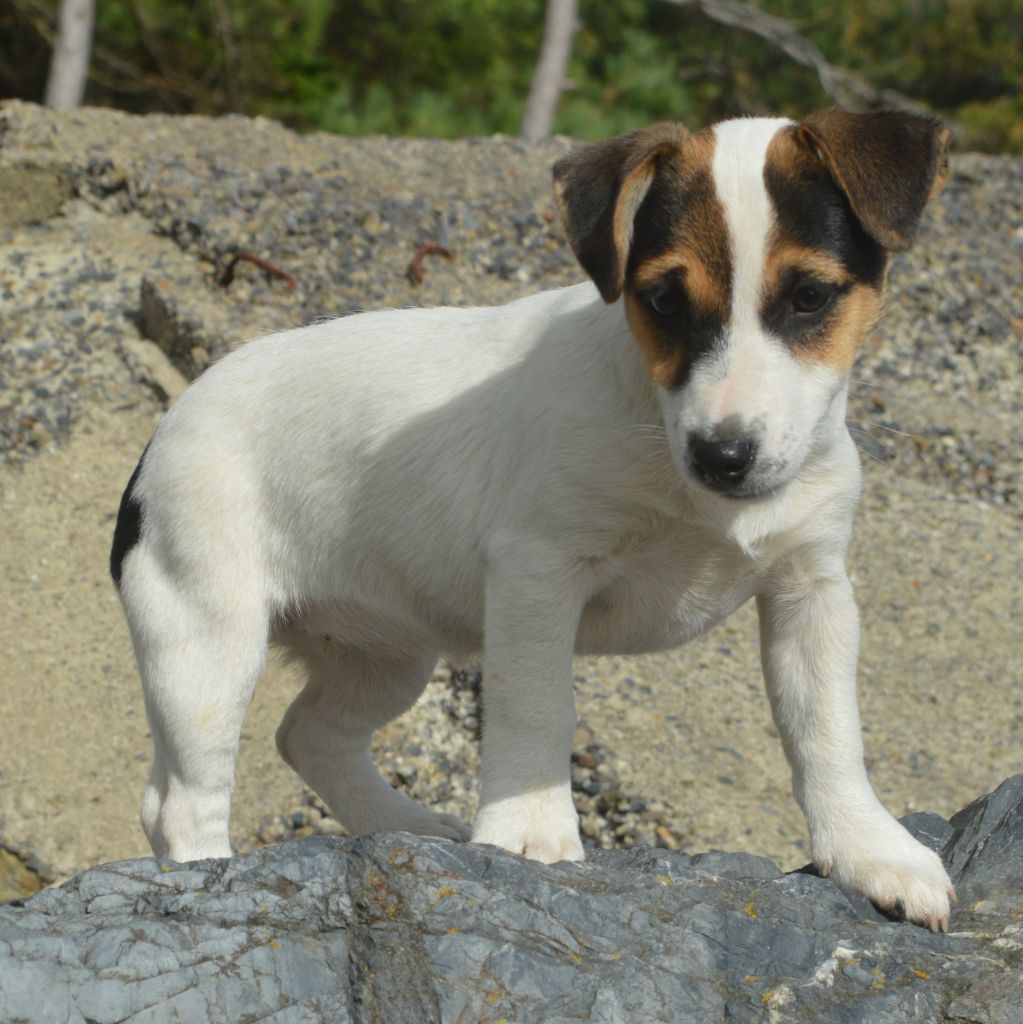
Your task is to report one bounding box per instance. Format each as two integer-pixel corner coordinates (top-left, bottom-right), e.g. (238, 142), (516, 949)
(2, 777), (1022, 1024)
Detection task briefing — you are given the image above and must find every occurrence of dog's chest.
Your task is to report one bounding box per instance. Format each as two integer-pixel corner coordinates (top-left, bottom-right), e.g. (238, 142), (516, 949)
(575, 525), (763, 656)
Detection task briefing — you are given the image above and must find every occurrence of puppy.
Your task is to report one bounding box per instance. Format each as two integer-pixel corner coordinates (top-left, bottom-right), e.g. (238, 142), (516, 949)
(112, 108), (954, 931)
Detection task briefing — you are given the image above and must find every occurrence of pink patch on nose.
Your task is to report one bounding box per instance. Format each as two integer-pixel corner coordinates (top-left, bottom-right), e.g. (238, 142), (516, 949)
(712, 375), (738, 421)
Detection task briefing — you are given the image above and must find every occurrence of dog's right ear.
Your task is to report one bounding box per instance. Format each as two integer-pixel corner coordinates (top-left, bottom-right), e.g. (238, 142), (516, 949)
(798, 109), (951, 252)
(553, 123), (687, 303)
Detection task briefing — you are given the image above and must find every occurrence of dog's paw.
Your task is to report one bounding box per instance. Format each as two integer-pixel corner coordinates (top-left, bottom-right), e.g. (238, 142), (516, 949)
(395, 809), (471, 843)
(472, 798), (584, 864)
(819, 819), (955, 933)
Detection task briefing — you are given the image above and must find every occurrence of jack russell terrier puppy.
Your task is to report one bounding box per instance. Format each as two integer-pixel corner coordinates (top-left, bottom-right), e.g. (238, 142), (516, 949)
(112, 108), (954, 931)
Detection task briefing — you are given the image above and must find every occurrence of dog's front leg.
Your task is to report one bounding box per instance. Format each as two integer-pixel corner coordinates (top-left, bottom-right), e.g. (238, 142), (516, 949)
(472, 539), (587, 864)
(757, 554), (955, 932)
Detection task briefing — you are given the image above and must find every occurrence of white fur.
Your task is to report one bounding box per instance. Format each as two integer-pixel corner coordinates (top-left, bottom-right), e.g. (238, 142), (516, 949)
(118, 117), (952, 931)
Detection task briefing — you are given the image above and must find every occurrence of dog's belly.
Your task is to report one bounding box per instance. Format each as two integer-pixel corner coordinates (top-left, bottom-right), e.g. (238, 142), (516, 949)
(285, 578), (752, 662)
(280, 523), (765, 661)
(575, 548), (759, 656)
(280, 598), (482, 659)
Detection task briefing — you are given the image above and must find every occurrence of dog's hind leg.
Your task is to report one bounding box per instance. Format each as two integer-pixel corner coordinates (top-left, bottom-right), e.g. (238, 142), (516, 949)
(275, 641), (470, 842)
(122, 544), (269, 863)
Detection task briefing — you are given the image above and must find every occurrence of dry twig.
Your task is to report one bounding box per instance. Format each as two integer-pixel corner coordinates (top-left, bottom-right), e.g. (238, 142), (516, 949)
(406, 243), (454, 285)
(218, 251), (297, 290)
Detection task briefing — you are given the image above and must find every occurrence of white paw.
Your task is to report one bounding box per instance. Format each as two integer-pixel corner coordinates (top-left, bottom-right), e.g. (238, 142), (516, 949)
(472, 796), (585, 864)
(819, 819), (955, 932)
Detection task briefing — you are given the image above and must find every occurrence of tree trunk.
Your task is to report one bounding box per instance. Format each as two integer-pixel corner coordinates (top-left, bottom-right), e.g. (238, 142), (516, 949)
(520, 0), (579, 145)
(45, 0), (95, 110)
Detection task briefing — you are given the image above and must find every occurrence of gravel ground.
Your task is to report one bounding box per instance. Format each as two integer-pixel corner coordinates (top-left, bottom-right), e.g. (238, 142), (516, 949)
(1, 100), (1020, 898)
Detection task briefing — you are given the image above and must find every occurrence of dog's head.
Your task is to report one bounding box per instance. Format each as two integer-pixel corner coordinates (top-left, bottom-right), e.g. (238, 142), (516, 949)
(554, 109), (950, 499)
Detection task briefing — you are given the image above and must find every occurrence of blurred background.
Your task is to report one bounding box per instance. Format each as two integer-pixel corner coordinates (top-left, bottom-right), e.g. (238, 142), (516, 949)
(1, 0), (1020, 150)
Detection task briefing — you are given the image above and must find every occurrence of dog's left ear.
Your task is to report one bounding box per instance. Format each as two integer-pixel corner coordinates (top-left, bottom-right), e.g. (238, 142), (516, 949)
(798, 108), (951, 252)
(553, 123), (687, 303)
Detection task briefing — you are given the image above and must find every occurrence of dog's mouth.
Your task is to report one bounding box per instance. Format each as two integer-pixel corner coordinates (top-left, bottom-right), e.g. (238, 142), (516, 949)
(690, 474), (777, 501)
(685, 455), (793, 501)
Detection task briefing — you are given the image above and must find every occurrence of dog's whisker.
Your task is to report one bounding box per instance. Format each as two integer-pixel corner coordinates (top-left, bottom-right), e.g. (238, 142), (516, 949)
(847, 428), (890, 467)
(628, 425), (669, 440)
(869, 422), (924, 441)
(847, 426), (893, 460)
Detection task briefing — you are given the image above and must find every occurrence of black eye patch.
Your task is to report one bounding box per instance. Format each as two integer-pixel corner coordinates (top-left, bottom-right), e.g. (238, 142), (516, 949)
(632, 270), (727, 389)
(761, 271), (852, 345)
(639, 276), (687, 320)
(790, 280), (834, 315)
(638, 271), (724, 334)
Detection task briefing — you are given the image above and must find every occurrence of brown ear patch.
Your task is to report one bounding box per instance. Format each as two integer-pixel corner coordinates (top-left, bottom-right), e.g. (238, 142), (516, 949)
(626, 130), (729, 302)
(553, 123), (687, 302)
(798, 108), (951, 252)
(619, 128), (731, 392)
(610, 158), (663, 292)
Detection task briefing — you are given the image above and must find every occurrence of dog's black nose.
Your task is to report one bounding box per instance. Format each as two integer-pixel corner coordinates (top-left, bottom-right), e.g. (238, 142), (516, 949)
(688, 435), (757, 489)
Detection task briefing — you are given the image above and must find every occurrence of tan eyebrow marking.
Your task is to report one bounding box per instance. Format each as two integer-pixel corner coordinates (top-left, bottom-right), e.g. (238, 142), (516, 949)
(763, 243), (853, 294)
(632, 252), (728, 320)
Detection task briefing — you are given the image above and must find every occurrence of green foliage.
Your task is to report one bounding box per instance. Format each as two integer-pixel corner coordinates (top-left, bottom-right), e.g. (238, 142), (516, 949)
(6, 0), (1022, 151)
(303, 1), (541, 135)
(958, 93), (1023, 152)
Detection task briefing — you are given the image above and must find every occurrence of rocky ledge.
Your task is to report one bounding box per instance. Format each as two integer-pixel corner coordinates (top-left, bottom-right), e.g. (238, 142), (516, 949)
(2, 776), (1021, 1024)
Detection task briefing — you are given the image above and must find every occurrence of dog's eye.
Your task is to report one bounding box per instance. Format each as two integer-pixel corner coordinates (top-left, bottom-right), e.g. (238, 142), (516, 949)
(791, 282), (832, 315)
(647, 287), (683, 318)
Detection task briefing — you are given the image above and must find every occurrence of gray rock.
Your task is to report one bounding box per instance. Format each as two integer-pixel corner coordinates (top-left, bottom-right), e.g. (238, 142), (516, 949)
(0, 160), (70, 228)
(139, 269), (240, 376)
(945, 775), (1023, 910)
(3, 776), (1022, 1024)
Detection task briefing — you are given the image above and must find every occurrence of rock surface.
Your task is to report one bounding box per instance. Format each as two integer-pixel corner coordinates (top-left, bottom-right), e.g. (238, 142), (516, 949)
(1, 100), (1021, 893)
(2, 776), (1023, 1024)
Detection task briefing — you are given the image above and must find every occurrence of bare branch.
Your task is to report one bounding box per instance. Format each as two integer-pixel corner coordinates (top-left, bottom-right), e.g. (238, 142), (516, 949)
(208, 0), (243, 108)
(661, 0), (934, 116)
(521, 0), (579, 145)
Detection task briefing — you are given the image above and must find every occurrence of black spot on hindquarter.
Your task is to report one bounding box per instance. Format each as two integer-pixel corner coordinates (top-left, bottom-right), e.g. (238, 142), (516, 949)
(110, 446), (148, 587)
